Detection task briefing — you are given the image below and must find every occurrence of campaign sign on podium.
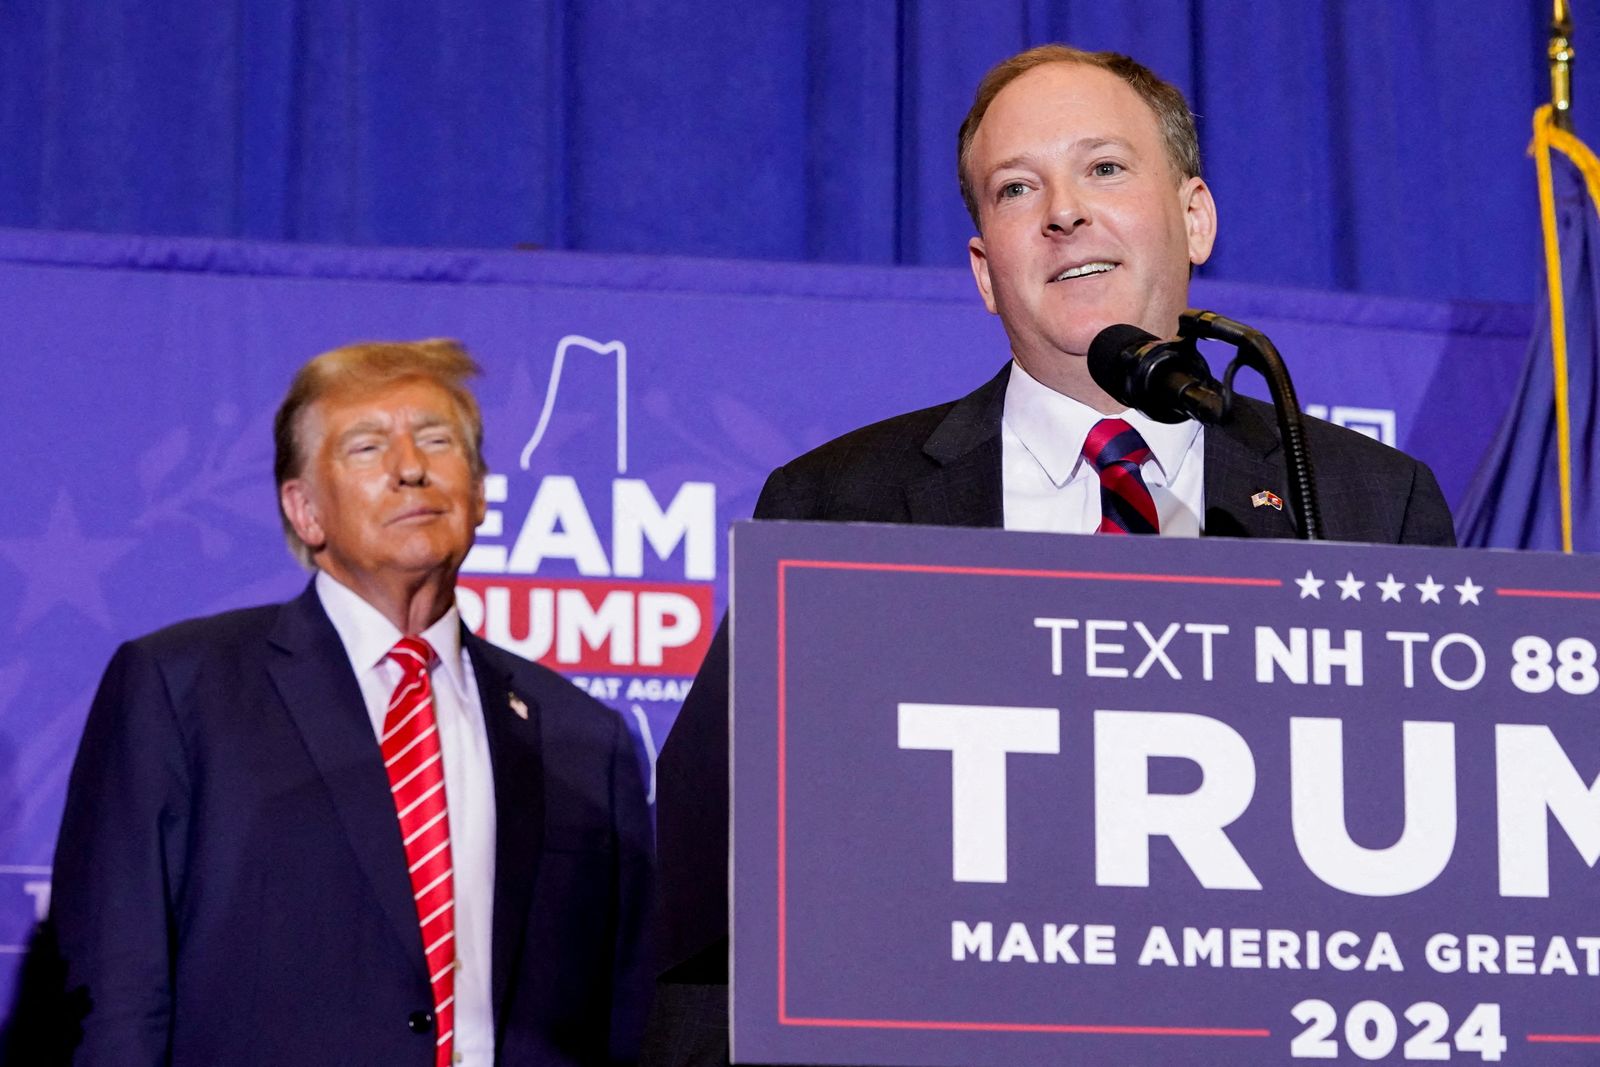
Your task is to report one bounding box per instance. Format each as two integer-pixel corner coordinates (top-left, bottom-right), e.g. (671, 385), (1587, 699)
(729, 520), (1600, 1066)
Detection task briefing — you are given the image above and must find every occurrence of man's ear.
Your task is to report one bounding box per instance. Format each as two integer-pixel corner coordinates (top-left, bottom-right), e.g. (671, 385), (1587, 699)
(968, 235), (999, 314)
(280, 480), (325, 551)
(471, 473), (488, 528)
(1181, 176), (1218, 266)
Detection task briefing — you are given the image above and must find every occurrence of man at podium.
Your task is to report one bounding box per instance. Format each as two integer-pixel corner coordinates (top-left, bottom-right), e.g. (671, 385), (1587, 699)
(644, 43), (1455, 1067)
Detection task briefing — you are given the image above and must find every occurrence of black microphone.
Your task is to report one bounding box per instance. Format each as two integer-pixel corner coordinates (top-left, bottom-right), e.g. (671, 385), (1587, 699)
(1087, 324), (1229, 425)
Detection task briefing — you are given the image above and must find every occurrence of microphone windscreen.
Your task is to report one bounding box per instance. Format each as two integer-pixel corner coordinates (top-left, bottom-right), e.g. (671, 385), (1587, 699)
(1088, 323), (1158, 403)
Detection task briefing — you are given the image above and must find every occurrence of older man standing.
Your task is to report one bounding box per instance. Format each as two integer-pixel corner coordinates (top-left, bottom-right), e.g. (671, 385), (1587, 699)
(53, 340), (652, 1066)
(646, 43), (1454, 1067)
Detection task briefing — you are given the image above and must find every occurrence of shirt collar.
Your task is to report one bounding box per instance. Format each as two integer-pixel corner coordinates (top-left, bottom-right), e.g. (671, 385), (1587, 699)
(1002, 359), (1201, 487)
(314, 570), (468, 696)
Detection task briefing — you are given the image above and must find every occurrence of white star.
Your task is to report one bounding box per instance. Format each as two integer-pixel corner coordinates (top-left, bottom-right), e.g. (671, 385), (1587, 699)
(1296, 569), (1325, 599)
(1415, 575), (1444, 604)
(1335, 571), (1365, 601)
(1455, 577), (1484, 606)
(1376, 573), (1406, 602)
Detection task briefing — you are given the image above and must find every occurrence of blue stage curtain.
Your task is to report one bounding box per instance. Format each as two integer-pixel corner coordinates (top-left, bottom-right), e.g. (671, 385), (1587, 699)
(0, 1), (1586, 305)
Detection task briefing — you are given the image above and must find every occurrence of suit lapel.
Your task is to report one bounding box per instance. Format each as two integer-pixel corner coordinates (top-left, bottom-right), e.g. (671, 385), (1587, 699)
(905, 367), (1297, 539)
(466, 633), (546, 1031)
(267, 583), (427, 982)
(1203, 399), (1301, 540)
(906, 363), (1009, 527)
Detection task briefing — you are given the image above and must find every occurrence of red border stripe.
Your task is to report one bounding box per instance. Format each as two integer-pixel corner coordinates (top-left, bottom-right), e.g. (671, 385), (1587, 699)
(1498, 587), (1600, 600)
(782, 559), (1281, 586)
(776, 563), (790, 1014)
(780, 1016), (1269, 1037)
(771, 555), (1275, 1040)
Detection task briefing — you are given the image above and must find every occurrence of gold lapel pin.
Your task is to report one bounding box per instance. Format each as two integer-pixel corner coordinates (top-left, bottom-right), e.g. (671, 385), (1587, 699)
(508, 693), (529, 720)
(1252, 489), (1284, 511)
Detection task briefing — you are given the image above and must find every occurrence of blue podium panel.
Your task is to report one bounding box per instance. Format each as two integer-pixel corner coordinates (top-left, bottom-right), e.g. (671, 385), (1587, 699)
(730, 522), (1600, 1065)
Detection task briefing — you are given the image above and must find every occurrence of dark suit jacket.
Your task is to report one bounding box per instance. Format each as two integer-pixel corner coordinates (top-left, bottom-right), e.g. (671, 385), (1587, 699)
(654, 362), (1455, 982)
(52, 581), (653, 1067)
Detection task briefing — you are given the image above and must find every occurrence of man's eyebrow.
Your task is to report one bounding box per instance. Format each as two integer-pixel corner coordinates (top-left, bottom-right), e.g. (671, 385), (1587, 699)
(982, 137), (1138, 180)
(984, 154), (1036, 178)
(334, 417), (387, 442)
(1077, 135), (1135, 154)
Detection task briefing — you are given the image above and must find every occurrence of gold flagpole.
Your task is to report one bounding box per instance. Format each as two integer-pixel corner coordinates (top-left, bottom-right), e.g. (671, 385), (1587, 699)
(1541, 1), (1578, 549)
(1551, 0), (1573, 131)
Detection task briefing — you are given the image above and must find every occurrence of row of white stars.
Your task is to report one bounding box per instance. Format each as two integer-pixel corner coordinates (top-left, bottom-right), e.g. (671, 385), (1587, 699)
(1295, 570), (1484, 605)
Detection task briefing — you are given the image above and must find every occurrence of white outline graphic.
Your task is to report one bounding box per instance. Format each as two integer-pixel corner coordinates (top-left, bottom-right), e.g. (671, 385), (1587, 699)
(1303, 403), (1396, 447)
(518, 335), (629, 474)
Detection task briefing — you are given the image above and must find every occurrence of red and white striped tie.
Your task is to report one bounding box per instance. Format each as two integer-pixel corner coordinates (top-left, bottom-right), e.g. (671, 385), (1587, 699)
(383, 636), (455, 1067)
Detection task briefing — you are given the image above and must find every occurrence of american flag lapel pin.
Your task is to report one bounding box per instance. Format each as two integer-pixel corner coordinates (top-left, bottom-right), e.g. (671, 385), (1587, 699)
(508, 693), (529, 720)
(1252, 489), (1284, 511)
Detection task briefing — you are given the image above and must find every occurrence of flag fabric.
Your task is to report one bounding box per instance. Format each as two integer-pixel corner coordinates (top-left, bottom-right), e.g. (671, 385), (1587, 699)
(1458, 105), (1600, 552)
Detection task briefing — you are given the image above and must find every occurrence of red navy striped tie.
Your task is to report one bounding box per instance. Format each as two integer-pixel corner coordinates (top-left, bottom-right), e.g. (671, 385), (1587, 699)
(1083, 418), (1160, 535)
(383, 636), (454, 1067)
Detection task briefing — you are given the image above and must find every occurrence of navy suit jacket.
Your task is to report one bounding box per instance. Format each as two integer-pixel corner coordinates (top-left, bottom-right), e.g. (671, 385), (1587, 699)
(654, 362), (1456, 980)
(53, 581), (653, 1066)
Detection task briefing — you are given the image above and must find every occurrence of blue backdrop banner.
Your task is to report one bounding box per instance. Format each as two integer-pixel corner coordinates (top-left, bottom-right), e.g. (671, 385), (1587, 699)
(0, 226), (1529, 1021)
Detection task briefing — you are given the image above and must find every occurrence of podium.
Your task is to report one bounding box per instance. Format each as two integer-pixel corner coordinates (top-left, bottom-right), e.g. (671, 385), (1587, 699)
(728, 521), (1600, 1065)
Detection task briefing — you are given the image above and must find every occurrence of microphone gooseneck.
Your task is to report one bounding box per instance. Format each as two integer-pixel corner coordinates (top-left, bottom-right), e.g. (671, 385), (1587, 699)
(1180, 309), (1323, 541)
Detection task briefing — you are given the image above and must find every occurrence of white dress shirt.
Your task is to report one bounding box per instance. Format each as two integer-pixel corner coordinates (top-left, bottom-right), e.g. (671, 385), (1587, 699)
(317, 571), (496, 1066)
(1001, 359), (1206, 536)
